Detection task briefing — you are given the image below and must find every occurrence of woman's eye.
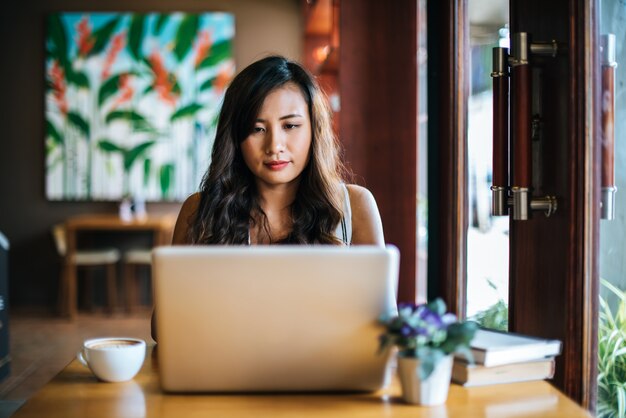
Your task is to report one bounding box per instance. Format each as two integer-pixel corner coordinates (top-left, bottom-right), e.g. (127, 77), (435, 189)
(252, 126), (265, 133)
(284, 123), (300, 130)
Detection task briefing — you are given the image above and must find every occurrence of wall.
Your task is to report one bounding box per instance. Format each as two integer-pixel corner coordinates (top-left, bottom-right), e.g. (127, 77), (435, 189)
(0, 0), (301, 309)
(339, 0), (418, 302)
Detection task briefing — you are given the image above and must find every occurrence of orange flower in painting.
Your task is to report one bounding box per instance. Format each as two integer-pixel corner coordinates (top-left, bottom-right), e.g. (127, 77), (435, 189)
(102, 32), (126, 79)
(111, 74), (135, 110)
(75, 16), (95, 57)
(213, 66), (233, 95)
(50, 60), (68, 115)
(148, 50), (178, 106)
(194, 30), (212, 68)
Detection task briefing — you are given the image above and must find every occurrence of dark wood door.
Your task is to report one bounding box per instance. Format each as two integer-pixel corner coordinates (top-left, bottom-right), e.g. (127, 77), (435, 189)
(429, 0), (599, 410)
(507, 0), (599, 408)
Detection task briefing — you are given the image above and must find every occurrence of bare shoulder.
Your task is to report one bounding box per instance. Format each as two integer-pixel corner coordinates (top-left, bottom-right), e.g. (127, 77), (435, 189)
(345, 184), (385, 246)
(172, 193), (201, 245)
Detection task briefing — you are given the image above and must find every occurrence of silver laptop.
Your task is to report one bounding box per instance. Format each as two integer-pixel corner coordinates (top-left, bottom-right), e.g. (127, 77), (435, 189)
(152, 245), (399, 393)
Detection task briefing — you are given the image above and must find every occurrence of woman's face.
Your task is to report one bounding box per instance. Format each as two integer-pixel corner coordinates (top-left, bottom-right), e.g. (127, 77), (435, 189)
(241, 82), (312, 190)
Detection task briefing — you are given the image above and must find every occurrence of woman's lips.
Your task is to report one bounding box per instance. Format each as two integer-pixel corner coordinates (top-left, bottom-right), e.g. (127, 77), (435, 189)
(265, 160), (290, 171)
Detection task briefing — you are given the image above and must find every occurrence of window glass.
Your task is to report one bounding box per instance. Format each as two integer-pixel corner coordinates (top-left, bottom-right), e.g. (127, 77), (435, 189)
(597, 1), (626, 416)
(466, 0), (509, 330)
(417, 0), (428, 303)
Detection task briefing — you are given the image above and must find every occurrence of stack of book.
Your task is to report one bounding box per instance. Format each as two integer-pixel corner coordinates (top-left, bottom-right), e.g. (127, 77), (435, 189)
(452, 328), (562, 387)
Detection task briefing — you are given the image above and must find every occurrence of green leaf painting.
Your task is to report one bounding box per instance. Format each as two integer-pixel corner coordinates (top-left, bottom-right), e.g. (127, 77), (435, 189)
(124, 141), (156, 171)
(45, 12), (235, 201)
(67, 111), (90, 138)
(89, 17), (122, 57)
(97, 139), (125, 153)
(197, 39), (233, 69)
(99, 73), (132, 106)
(173, 15), (200, 61)
(154, 15), (170, 36)
(66, 69), (90, 89)
(159, 163), (174, 199)
(128, 15), (147, 61)
(46, 120), (63, 146)
(170, 103), (203, 122)
(47, 14), (68, 69)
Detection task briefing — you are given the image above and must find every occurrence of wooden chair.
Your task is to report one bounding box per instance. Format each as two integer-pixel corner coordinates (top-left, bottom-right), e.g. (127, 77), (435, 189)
(52, 224), (120, 316)
(122, 249), (152, 312)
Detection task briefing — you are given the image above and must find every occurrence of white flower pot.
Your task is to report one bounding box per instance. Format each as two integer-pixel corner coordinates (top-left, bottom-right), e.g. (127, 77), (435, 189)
(397, 354), (453, 406)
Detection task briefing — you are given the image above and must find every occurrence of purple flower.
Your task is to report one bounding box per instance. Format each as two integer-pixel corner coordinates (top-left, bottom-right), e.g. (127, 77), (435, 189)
(442, 313), (457, 325)
(397, 302), (418, 312)
(400, 324), (414, 337)
(420, 308), (443, 327)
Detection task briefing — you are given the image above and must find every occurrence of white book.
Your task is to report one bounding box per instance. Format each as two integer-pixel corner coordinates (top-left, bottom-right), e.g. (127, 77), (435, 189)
(452, 357), (556, 387)
(461, 329), (562, 367)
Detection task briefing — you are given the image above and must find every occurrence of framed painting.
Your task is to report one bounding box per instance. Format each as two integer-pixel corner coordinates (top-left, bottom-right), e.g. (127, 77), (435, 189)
(45, 12), (235, 201)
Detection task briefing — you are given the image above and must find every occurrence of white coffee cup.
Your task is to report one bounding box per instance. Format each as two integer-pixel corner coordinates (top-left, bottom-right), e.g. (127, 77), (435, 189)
(77, 337), (146, 382)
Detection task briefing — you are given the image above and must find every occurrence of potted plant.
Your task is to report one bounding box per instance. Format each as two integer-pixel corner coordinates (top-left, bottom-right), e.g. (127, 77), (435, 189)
(379, 298), (477, 405)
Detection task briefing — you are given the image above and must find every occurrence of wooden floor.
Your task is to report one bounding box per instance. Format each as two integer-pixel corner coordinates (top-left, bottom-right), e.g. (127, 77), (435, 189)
(0, 309), (153, 417)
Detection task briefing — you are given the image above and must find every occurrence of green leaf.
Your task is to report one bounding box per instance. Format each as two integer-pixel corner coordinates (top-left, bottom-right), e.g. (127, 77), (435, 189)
(603, 279), (626, 304)
(124, 141), (155, 171)
(171, 78), (181, 95)
(618, 386), (626, 418)
(47, 14), (68, 68)
(598, 279), (626, 417)
(142, 84), (154, 96)
(128, 15), (147, 61)
(410, 347), (446, 379)
(46, 120), (63, 146)
(426, 298), (446, 316)
(66, 69), (90, 89)
(199, 76), (215, 92)
(105, 109), (145, 124)
(97, 139), (126, 153)
(154, 14), (170, 35)
(98, 73), (131, 106)
(440, 321), (478, 354)
(160, 163), (174, 198)
(88, 17), (121, 57)
(105, 109), (156, 133)
(470, 299), (509, 331)
(170, 103), (203, 122)
(140, 56), (154, 74)
(173, 15), (199, 61)
(197, 39), (233, 69)
(67, 111), (90, 138)
(143, 158), (151, 187)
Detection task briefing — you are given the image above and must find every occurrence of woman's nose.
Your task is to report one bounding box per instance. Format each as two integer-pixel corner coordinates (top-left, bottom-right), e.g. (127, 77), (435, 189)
(265, 129), (286, 155)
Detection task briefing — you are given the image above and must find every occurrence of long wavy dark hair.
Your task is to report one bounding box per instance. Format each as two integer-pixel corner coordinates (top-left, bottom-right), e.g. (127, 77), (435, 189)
(188, 55), (347, 244)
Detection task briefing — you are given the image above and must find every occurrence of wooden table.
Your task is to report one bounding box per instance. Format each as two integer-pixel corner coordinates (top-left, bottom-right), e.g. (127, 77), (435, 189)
(12, 345), (592, 418)
(62, 214), (177, 319)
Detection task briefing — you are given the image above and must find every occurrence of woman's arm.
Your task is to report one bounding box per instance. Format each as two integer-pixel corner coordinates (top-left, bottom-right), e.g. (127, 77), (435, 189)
(346, 184), (385, 246)
(171, 193), (201, 245)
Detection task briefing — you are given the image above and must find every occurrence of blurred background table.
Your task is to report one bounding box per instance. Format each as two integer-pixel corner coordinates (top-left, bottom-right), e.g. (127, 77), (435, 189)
(60, 214), (177, 319)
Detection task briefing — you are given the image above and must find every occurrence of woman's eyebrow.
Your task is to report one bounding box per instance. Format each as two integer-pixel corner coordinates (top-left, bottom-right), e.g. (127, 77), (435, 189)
(279, 113), (303, 120)
(256, 113), (302, 123)
(256, 114), (303, 123)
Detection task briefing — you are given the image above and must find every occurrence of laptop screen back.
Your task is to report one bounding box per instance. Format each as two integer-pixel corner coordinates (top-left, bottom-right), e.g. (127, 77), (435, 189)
(153, 245), (399, 392)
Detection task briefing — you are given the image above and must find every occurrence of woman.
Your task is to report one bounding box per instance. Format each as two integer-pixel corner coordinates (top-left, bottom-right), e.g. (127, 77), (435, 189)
(153, 56), (384, 339)
(172, 55), (384, 246)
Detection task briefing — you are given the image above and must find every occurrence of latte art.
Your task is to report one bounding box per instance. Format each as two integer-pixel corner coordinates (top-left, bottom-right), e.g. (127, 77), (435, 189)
(88, 340), (141, 350)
